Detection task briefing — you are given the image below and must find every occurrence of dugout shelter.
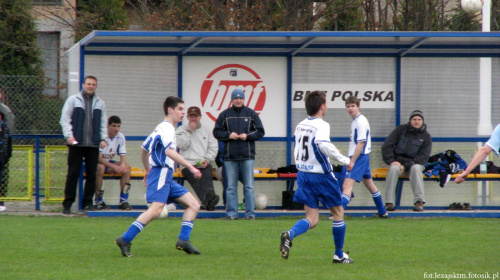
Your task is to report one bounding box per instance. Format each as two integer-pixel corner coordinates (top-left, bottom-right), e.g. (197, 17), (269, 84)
(67, 31), (500, 209)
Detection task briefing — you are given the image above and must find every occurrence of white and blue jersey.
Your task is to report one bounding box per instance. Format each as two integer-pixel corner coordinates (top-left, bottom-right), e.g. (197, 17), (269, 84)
(142, 121), (176, 169)
(486, 124), (500, 156)
(294, 117), (333, 174)
(142, 121), (188, 204)
(348, 114), (371, 156)
(100, 132), (126, 161)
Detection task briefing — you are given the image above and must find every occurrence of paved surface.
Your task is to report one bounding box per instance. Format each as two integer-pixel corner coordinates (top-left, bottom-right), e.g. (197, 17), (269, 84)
(0, 200), (82, 217)
(1, 200), (499, 218)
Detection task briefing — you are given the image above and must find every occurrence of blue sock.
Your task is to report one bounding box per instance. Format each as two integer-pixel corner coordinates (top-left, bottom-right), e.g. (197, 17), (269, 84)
(122, 221), (145, 243)
(289, 219), (311, 240)
(120, 192), (129, 203)
(332, 220), (346, 258)
(371, 190), (386, 215)
(341, 194), (351, 210)
(178, 221), (194, 241)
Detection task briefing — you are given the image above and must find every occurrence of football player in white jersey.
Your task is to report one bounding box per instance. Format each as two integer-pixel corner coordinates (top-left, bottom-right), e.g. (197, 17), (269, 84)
(342, 96), (388, 218)
(95, 116), (132, 210)
(115, 96), (202, 257)
(280, 91), (353, 264)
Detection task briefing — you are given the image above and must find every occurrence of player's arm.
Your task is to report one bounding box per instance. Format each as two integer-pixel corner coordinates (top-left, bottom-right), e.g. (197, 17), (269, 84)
(455, 145), (492, 184)
(318, 141), (350, 165)
(141, 147), (151, 187)
(116, 154), (129, 173)
(165, 148), (201, 179)
(348, 141), (365, 171)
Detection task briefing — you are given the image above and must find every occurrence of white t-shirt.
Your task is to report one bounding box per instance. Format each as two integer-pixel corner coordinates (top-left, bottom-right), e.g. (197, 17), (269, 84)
(142, 121), (176, 169)
(100, 132), (126, 161)
(294, 117), (350, 173)
(348, 114), (371, 156)
(486, 124), (500, 155)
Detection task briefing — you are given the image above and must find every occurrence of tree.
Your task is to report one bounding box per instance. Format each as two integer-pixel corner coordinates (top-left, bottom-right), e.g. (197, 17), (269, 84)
(0, 0), (44, 76)
(75, 0), (129, 41)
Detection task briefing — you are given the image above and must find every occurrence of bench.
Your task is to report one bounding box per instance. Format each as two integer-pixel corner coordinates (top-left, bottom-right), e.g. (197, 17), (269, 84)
(83, 166), (500, 209)
(371, 168), (499, 208)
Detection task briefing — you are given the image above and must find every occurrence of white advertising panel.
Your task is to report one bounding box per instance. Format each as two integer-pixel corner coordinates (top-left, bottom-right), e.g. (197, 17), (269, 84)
(183, 57), (287, 137)
(292, 84), (395, 109)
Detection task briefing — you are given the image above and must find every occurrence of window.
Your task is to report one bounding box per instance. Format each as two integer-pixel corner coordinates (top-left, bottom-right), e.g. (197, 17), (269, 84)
(37, 32), (60, 96)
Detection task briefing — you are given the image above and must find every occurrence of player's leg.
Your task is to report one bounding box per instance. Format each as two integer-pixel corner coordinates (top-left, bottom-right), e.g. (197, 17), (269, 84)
(362, 178), (388, 217)
(115, 167), (167, 257)
(341, 178), (355, 209)
(329, 205), (353, 264)
(173, 186), (201, 254)
(118, 163), (132, 210)
(280, 172), (320, 260)
(94, 163), (108, 209)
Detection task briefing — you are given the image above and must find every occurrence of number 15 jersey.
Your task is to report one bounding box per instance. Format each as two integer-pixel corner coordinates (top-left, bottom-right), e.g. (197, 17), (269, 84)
(294, 117), (335, 174)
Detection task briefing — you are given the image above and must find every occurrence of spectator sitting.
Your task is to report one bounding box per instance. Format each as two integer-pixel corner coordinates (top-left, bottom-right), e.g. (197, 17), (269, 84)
(176, 106), (220, 211)
(95, 115), (132, 210)
(381, 110), (432, 212)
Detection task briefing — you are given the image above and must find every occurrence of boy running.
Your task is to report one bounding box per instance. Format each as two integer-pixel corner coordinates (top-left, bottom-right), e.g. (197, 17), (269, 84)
(280, 91), (353, 264)
(115, 96), (202, 257)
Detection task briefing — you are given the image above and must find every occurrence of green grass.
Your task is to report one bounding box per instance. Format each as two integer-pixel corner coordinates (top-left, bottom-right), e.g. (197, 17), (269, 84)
(0, 216), (498, 280)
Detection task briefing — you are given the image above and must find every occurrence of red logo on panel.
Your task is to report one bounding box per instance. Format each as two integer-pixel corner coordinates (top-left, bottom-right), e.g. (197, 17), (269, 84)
(200, 64), (266, 121)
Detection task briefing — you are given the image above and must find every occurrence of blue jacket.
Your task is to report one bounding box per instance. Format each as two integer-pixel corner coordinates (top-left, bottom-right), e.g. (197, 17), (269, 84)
(60, 92), (107, 146)
(213, 105), (265, 161)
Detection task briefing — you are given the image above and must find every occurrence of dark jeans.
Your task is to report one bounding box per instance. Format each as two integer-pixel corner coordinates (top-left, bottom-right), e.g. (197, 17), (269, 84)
(62, 146), (99, 209)
(182, 164), (217, 207)
(0, 161), (9, 198)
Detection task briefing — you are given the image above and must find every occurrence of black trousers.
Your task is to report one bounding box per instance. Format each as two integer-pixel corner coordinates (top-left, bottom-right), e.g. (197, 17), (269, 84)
(181, 164), (216, 207)
(62, 146), (99, 209)
(0, 161), (9, 198)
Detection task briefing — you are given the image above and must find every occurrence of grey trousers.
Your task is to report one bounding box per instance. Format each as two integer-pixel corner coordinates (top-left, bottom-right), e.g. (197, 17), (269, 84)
(385, 164), (425, 204)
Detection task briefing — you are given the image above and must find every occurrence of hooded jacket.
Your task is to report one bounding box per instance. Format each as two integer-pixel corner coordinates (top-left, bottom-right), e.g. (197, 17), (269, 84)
(381, 123), (432, 171)
(213, 105), (265, 161)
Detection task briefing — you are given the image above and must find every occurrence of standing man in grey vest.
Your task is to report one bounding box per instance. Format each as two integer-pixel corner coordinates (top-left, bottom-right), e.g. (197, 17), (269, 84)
(60, 76), (107, 214)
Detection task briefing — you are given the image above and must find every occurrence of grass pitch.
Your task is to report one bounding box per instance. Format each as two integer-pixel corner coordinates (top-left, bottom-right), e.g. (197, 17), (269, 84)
(0, 216), (498, 280)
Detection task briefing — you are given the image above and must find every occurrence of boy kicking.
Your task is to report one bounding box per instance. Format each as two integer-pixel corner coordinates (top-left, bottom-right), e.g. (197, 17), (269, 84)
(115, 96), (202, 257)
(342, 96), (388, 218)
(280, 91), (353, 264)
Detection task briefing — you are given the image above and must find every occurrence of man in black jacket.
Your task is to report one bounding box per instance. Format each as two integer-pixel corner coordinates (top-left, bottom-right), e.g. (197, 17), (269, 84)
(213, 89), (265, 220)
(381, 110), (432, 211)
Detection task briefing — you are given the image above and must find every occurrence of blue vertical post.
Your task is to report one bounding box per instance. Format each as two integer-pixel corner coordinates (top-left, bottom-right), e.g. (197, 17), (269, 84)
(395, 56), (401, 126)
(35, 135), (40, 211)
(286, 55), (293, 165)
(178, 55), (183, 99)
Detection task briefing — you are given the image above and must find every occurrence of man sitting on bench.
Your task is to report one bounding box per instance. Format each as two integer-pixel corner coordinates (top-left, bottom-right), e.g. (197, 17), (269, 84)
(95, 115), (132, 210)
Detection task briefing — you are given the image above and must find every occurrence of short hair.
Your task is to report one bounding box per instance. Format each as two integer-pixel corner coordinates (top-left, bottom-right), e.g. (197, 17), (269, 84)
(83, 75), (97, 84)
(108, 115), (121, 125)
(305, 91), (326, 116)
(345, 96), (360, 107)
(163, 96), (184, 116)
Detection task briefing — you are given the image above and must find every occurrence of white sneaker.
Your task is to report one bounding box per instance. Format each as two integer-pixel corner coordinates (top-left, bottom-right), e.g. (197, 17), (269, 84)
(0, 205), (6, 211)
